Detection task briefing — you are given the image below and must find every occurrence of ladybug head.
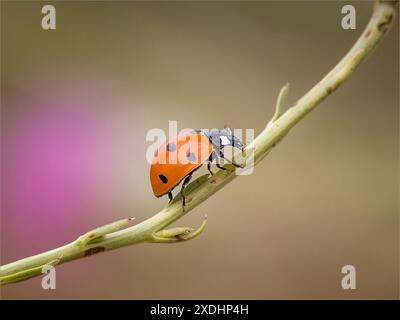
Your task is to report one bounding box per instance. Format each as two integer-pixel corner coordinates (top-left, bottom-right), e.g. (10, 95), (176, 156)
(201, 128), (244, 151)
(220, 128), (244, 151)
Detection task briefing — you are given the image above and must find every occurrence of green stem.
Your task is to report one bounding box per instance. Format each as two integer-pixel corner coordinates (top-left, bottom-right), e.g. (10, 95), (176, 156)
(0, 0), (396, 285)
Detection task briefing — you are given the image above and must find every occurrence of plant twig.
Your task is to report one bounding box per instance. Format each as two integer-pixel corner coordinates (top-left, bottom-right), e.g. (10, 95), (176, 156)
(0, 0), (396, 285)
(269, 83), (290, 124)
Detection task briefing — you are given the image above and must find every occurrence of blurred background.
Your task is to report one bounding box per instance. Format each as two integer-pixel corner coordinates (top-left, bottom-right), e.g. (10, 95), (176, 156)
(1, 1), (398, 299)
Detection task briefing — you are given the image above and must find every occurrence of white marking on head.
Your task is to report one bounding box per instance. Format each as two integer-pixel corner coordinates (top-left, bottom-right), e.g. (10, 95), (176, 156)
(220, 135), (231, 146)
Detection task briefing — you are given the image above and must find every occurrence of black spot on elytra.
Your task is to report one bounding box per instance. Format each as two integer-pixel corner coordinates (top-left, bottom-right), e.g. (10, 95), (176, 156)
(166, 143), (176, 152)
(187, 152), (196, 162)
(159, 174), (168, 184)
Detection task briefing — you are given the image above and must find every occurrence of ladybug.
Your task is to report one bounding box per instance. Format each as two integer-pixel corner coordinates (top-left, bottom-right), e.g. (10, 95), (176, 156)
(150, 128), (244, 209)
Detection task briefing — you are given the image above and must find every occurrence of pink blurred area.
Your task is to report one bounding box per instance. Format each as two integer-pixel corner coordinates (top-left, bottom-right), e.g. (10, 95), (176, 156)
(2, 73), (140, 262)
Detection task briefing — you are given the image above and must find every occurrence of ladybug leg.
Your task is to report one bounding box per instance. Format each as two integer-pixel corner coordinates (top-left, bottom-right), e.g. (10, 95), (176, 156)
(180, 172), (193, 210)
(207, 150), (217, 176)
(207, 152), (215, 176)
(216, 163), (227, 170)
(168, 191), (173, 202)
(215, 150), (227, 171)
(207, 162), (214, 176)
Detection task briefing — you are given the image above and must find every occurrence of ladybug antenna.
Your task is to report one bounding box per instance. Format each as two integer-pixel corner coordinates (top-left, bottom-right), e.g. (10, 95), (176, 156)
(223, 125), (232, 134)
